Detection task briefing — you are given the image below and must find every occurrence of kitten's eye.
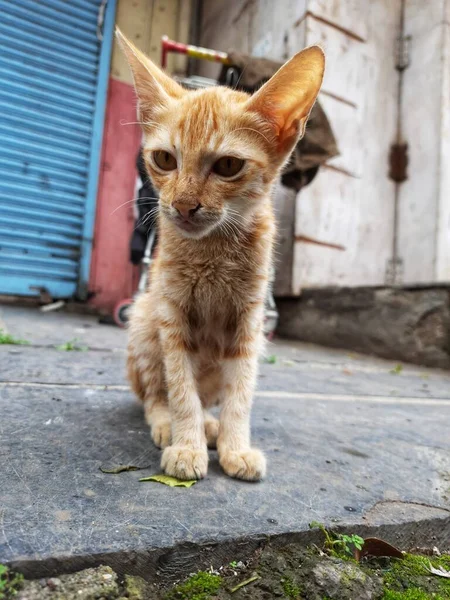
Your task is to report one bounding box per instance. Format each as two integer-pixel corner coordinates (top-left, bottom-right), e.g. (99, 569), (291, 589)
(153, 150), (177, 171)
(212, 156), (245, 178)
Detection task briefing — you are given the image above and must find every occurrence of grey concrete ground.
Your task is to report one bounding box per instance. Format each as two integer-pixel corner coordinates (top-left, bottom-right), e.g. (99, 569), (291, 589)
(1, 304), (450, 580)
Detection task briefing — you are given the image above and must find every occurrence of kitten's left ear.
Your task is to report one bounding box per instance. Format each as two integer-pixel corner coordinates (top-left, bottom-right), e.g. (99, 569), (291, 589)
(116, 28), (185, 124)
(246, 46), (325, 151)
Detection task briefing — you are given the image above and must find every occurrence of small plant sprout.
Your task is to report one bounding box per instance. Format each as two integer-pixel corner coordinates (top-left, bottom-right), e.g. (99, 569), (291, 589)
(309, 521), (364, 557)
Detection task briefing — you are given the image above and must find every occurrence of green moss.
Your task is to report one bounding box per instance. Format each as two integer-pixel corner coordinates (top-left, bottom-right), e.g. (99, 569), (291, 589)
(122, 574), (148, 599)
(383, 591), (447, 600)
(0, 564), (24, 599)
(281, 576), (302, 598)
(164, 571), (221, 600)
(382, 553), (450, 600)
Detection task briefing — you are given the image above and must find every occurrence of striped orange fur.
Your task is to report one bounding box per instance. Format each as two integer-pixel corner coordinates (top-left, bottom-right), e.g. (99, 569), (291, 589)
(117, 29), (324, 481)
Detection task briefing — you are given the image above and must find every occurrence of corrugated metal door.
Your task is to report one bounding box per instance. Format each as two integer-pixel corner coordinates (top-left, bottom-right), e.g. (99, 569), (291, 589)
(0, 0), (116, 299)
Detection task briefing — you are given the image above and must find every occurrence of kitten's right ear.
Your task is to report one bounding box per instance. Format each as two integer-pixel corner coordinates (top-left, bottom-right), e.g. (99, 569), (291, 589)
(116, 28), (185, 123)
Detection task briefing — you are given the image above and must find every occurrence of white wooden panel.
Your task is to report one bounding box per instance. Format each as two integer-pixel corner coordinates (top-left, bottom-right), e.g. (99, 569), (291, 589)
(250, 0), (307, 60)
(294, 0), (400, 290)
(304, 16), (365, 108)
(436, 24), (450, 281)
(307, 0), (368, 41)
(319, 93), (363, 177)
(293, 169), (361, 291)
(397, 3), (443, 283)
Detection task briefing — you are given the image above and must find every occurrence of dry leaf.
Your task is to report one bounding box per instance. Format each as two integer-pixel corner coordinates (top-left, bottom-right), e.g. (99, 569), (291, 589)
(139, 474), (197, 488)
(99, 464), (150, 474)
(427, 562), (450, 578)
(355, 537), (404, 561)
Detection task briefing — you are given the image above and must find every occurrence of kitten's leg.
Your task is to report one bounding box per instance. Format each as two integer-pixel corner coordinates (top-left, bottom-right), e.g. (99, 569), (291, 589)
(127, 295), (171, 449)
(218, 315), (266, 481)
(204, 411), (219, 449)
(197, 364), (221, 449)
(159, 303), (208, 480)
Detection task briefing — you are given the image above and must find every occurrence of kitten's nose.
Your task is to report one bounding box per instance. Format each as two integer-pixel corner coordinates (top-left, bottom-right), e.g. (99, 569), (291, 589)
(172, 201), (201, 220)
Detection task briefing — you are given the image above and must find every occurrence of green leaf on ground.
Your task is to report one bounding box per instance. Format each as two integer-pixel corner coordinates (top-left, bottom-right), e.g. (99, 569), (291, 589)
(0, 329), (29, 345)
(139, 474), (197, 488)
(99, 464), (151, 474)
(390, 364), (403, 375)
(55, 338), (88, 351)
(264, 354), (277, 364)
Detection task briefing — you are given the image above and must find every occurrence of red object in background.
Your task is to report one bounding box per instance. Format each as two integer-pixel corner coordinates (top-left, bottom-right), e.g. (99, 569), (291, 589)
(89, 77), (141, 314)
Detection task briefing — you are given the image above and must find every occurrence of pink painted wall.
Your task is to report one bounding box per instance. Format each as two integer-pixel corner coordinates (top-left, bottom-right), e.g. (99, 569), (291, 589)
(89, 77), (141, 313)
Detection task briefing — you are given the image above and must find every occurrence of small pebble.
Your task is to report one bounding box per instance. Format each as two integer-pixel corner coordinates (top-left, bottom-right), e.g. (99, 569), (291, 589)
(267, 518), (278, 524)
(47, 578), (61, 590)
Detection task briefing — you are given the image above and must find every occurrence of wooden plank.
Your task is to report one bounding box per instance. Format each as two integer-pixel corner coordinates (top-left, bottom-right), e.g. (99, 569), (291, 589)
(149, 0), (179, 71)
(111, 0), (155, 85)
(306, 0), (368, 41)
(397, 2), (444, 283)
(173, 0), (192, 74)
(111, 0), (182, 84)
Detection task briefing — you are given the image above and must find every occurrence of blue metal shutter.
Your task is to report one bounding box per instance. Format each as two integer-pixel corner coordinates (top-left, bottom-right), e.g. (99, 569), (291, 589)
(0, 0), (116, 299)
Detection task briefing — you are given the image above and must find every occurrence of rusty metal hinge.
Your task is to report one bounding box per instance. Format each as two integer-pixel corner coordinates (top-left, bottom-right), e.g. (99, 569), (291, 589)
(389, 142), (408, 183)
(396, 34), (411, 70)
(385, 257), (403, 285)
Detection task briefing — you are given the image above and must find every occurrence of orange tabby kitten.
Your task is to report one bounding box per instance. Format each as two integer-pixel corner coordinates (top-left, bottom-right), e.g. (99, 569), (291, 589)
(118, 29), (324, 481)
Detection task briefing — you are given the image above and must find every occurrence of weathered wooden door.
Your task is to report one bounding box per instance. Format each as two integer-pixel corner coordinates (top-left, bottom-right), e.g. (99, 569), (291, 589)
(291, 0), (402, 293)
(199, 0), (403, 295)
(396, 0), (450, 285)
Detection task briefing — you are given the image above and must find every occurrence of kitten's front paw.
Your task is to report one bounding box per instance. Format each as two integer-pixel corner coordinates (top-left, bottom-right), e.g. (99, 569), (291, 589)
(151, 421), (172, 449)
(161, 446), (208, 480)
(219, 448), (266, 481)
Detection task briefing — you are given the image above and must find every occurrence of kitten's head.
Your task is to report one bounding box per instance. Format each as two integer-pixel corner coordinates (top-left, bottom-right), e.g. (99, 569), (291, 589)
(117, 30), (324, 239)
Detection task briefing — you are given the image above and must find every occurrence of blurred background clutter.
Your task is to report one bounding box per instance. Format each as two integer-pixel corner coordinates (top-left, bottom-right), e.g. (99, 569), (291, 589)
(0, 0), (449, 367)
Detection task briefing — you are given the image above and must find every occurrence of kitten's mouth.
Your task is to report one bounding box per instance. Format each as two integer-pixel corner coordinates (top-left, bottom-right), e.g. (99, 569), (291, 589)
(174, 217), (202, 233)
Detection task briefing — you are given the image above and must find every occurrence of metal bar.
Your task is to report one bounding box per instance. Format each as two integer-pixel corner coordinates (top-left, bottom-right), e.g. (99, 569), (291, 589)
(19, 0), (97, 33)
(0, 228), (80, 248)
(0, 2), (97, 47)
(0, 132), (89, 168)
(0, 115), (91, 146)
(0, 275), (76, 298)
(77, 0), (117, 299)
(0, 239), (78, 259)
(0, 157), (86, 185)
(0, 99), (91, 134)
(0, 62), (96, 96)
(0, 89), (93, 124)
(0, 24), (97, 65)
(1, 43), (97, 83)
(0, 169), (85, 195)
(161, 35), (231, 69)
(0, 216), (82, 237)
(0, 194), (85, 217)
